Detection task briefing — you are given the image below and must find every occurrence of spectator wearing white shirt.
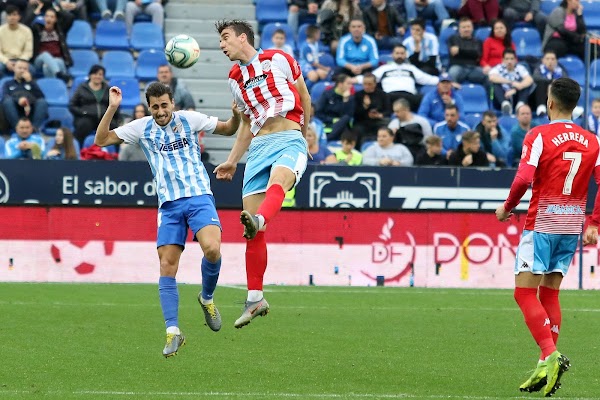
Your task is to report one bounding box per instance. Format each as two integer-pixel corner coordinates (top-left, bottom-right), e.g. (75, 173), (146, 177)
(402, 18), (440, 76)
(488, 48), (533, 115)
(362, 126), (414, 166)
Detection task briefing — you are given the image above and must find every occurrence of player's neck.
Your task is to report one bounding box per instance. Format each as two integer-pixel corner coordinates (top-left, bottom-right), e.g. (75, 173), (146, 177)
(239, 47), (258, 65)
(549, 112), (572, 122)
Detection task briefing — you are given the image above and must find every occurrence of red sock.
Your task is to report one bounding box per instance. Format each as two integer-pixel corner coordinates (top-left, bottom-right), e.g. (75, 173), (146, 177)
(539, 286), (561, 345)
(245, 231), (267, 290)
(257, 184), (286, 225)
(514, 287), (556, 359)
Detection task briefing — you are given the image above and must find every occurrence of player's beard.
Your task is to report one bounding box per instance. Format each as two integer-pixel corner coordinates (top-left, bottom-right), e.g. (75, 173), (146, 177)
(155, 111), (172, 126)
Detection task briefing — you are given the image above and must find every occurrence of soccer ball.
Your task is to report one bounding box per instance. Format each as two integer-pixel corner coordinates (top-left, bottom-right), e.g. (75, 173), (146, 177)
(165, 35), (200, 69)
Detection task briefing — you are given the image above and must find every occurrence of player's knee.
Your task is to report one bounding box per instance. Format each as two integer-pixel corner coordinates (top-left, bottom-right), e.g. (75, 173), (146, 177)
(159, 259), (178, 277)
(202, 239), (221, 263)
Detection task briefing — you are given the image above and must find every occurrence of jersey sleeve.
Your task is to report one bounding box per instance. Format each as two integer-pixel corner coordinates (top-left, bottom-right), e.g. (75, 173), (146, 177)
(503, 131), (541, 211)
(228, 77), (249, 116)
(114, 118), (147, 144)
(273, 51), (302, 83)
(177, 110), (218, 134)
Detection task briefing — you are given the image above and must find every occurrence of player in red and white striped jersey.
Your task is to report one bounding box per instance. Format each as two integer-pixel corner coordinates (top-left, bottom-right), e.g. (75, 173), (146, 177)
(214, 20), (312, 329)
(496, 78), (600, 396)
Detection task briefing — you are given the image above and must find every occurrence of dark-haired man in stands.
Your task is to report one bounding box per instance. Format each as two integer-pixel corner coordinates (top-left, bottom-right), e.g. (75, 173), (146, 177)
(363, 0), (405, 50)
(156, 64), (195, 111)
(2, 59), (48, 130)
(447, 17), (485, 84)
(0, 5), (33, 78)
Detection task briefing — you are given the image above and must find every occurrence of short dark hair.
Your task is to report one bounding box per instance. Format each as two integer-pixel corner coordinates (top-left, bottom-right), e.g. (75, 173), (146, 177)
(273, 28), (286, 37)
(458, 16), (472, 25)
(445, 104), (458, 112)
(341, 130), (357, 143)
(362, 72), (376, 83)
(393, 98), (410, 110)
(549, 77), (581, 113)
(335, 73), (350, 85)
(392, 44), (406, 52)
(378, 127), (394, 137)
(462, 130), (480, 143)
(5, 5), (19, 15)
(425, 135), (442, 146)
(88, 64), (105, 77)
(483, 110), (497, 119)
(409, 18), (426, 29)
(503, 48), (516, 58)
(17, 117), (32, 125)
(543, 49), (557, 58)
(306, 25), (320, 38)
(145, 81), (173, 104)
(215, 19), (255, 47)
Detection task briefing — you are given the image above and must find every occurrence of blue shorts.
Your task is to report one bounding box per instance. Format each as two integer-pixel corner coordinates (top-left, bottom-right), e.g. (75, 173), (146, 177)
(242, 130), (308, 198)
(514, 230), (579, 276)
(157, 195), (221, 248)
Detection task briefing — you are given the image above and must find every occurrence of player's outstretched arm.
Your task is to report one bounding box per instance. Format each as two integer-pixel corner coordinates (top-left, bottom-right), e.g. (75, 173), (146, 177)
(294, 74), (311, 138)
(213, 114), (252, 181)
(95, 86), (124, 147)
(214, 102), (241, 136)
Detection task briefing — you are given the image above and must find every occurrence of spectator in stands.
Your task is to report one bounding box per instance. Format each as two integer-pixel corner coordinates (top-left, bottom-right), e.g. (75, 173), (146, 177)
(474, 110), (510, 166)
(418, 72), (464, 125)
(588, 98), (600, 137)
(69, 64), (120, 145)
(447, 17), (485, 84)
(448, 130), (489, 167)
(307, 125), (336, 164)
(332, 130), (362, 165)
(299, 25), (332, 90)
(357, 44), (438, 111)
(388, 98), (433, 141)
(316, 73), (355, 141)
(318, 0), (362, 54)
(489, 48), (533, 115)
(336, 18), (379, 77)
(502, 0), (547, 35)
(45, 126), (78, 160)
(156, 64), (195, 111)
(480, 19), (514, 75)
(95, 0), (126, 20)
(31, 7), (73, 82)
(362, 126), (414, 166)
(402, 18), (440, 76)
(2, 59), (48, 130)
(458, 0), (499, 26)
(433, 103), (470, 155)
(404, 0), (450, 27)
(543, 0), (586, 60)
(511, 104), (535, 165)
(4, 117), (44, 159)
(0, 1), (28, 18)
(125, 0), (164, 34)
(531, 50), (566, 116)
(415, 135), (447, 165)
(309, 102), (327, 146)
(269, 28), (294, 55)
(353, 72), (391, 146)
(363, 0), (405, 50)
(0, 5), (32, 78)
(118, 103), (148, 161)
(58, 0), (88, 21)
(288, 0), (321, 34)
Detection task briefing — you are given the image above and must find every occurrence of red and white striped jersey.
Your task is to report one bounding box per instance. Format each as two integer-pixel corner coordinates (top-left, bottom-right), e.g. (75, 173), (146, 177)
(520, 120), (600, 233)
(228, 49), (305, 136)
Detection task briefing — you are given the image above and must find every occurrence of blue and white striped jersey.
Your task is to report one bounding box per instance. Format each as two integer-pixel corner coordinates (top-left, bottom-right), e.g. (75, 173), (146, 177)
(114, 110), (218, 206)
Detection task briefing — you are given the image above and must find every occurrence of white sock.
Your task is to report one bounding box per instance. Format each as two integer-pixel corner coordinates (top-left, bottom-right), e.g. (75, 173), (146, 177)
(200, 297), (213, 305)
(256, 214), (266, 231)
(166, 326), (180, 335)
(247, 290), (263, 302)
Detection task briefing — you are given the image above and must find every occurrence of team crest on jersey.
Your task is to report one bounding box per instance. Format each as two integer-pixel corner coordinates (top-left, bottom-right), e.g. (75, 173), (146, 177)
(173, 123), (182, 133)
(244, 74), (267, 90)
(261, 60), (271, 72)
(521, 145), (527, 159)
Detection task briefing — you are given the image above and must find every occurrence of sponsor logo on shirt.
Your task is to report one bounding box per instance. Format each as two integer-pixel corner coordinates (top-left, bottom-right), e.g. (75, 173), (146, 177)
(244, 74), (267, 90)
(544, 204), (585, 215)
(159, 138), (190, 152)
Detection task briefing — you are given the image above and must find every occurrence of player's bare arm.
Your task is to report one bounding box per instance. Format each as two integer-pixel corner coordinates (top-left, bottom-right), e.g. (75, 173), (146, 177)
(294, 74), (311, 138)
(213, 114), (253, 181)
(213, 102), (242, 136)
(95, 86), (124, 147)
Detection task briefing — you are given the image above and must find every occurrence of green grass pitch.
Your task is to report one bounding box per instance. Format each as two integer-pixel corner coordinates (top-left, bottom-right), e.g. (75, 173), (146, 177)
(1, 283), (600, 399)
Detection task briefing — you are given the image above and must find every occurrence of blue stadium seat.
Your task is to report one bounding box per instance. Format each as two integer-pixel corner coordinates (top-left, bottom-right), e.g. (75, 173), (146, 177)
(419, 85), (437, 96)
(310, 80), (332, 103)
(130, 22), (165, 51)
(66, 20), (94, 49)
(260, 22), (296, 51)
(512, 28), (542, 58)
(83, 133), (116, 153)
(103, 50), (136, 79)
(460, 84), (489, 115)
(109, 77), (140, 112)
(136, 49), (168, 81)
(69, 50), (100, 78)
(40, 107), (75, 136)
(361, 140), (375, 152)
(498, 115), (517, 134)
(439, 26), (458, 61)
(70, 76), (88, 97)
(37, 78), (69, 107)
(540, 0), (560, 15)
(443, 0), (462, 10)
(559, 56), (585, 84)
(95, 20), (129, 50)
(46, 136), (81, 159)
(474, 27), (491, 43)
(582, 0), (600, 30)
(590, 59), (600, 89)
(462, 113), (482, 129)
(0, 136), (5, 158)
(255, 0), (288, 25)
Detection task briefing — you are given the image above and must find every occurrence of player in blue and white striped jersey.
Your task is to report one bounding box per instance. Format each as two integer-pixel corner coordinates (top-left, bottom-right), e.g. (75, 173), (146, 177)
(95, 82), (241, 357)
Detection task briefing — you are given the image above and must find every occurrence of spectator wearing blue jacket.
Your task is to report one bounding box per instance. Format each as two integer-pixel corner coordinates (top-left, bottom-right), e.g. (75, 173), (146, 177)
(417, 72), (464, 126)
(432, 104), (470, 156)
(4, 117), (45, 159)
(474, 110), (512, 167)
(336, 18), (379, 77)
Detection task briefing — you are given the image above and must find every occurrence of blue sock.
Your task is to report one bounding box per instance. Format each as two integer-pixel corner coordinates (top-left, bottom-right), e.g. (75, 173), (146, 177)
(158, 276), (179, 328)
(201, 257), (221, 301)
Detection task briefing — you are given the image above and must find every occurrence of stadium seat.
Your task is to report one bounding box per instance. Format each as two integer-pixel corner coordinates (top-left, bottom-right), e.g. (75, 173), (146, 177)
(310, 80), (332, 103)
(95, 20), (130, 50)
(582, 0), (600, 30)
(66, 20), (93, 49)
(83, 133), (116, 153)
(40, 107), (75, 136)
(0, 136), (5, 158)
(260, 22), (296, 51)
(512, 28), (542, 58)
(109, 77), (140, 112)
(443, 0), (462, 10)
(462, 113), (481, 129)
(419, 85), (437, 96)
(460, 84), (489, 115)
(439, 26), (458, 61)
(103, 50), (136, 79)
(361, 140), (375, 152)
(70, 76), (88, 97)
(136, 49), (168, 82)
(46, 136), (81, 159)
(590, 60), (600, 89)
(0, 76), (13, 98)
(37, 78), (69, 107)
(559, 56), (585, 84)
(474, 27), (491, 43)
(130, 22), (165, 51)
(255, 0), (288, 25)
(69, 50), (100, 78)
(540, 0), (559, 15)
(498, 115), (517, 134)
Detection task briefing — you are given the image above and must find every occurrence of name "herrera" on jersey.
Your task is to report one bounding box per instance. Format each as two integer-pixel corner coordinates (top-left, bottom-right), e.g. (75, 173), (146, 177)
(551, 132), (589, 148)
(160, 138), (190, 151)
